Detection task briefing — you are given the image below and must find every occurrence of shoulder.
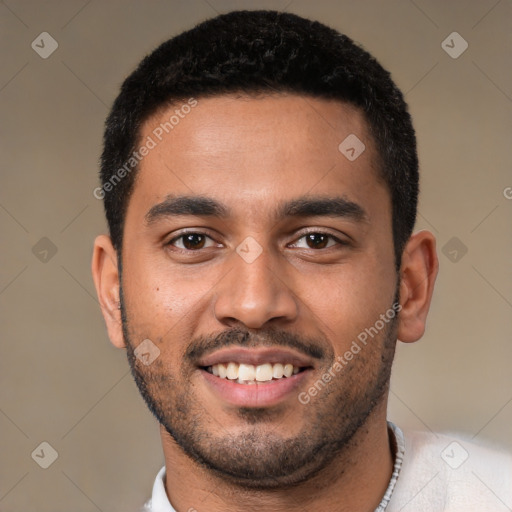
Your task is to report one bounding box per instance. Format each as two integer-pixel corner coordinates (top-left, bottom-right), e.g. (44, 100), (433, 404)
(387, 428), (512, 512)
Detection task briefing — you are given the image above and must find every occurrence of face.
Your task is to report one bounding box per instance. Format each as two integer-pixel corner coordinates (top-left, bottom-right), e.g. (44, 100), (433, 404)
(119, 94), (400, 487)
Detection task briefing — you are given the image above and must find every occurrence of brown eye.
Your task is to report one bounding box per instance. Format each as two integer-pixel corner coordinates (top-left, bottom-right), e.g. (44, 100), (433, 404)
(182, 234), (205, 249)
(289, 232), (348, 251)
(304, 233), (329, 249)
(170, 233), (215, 250)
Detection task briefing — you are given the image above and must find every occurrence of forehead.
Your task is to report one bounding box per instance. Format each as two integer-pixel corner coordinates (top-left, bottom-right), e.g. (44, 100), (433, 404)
(129, 93), (388, 222)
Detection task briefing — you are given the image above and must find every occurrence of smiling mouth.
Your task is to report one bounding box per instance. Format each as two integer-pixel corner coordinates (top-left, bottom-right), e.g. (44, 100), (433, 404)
(202, 362), (309, 385)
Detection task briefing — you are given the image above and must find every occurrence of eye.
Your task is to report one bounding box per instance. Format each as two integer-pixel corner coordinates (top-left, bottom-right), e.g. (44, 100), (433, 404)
(290, 232), (345, 250)
(169, 232), (218, 250)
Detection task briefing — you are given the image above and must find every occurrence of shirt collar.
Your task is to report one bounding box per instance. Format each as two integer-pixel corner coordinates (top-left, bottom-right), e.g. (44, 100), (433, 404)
(144, 465), (175, 512)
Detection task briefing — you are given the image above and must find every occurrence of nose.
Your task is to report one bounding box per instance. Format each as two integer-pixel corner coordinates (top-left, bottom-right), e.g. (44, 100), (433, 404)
(213, 243), (299, 329)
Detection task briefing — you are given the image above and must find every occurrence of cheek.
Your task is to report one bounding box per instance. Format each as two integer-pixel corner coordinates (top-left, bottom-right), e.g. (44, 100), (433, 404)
(297, 254), (396, 353)
(122, 250), (222, 340)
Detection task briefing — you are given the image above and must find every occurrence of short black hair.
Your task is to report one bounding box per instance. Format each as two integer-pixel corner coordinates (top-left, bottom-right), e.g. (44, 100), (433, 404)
(100, 9), (418, 270)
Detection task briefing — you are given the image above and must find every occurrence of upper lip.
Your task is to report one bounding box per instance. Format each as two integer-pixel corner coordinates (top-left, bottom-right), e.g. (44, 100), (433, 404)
(197, 347), (316, 368)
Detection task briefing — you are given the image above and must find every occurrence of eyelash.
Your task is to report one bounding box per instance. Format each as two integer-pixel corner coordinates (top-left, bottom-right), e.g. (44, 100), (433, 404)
(166, 230), (349, 252)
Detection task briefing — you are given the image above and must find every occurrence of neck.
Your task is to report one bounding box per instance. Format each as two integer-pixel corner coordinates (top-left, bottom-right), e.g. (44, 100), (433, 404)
(161, 400), (393, 512)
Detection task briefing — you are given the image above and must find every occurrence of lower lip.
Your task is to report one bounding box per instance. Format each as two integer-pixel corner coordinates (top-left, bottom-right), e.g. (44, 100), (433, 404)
(200, 368), (311, 407)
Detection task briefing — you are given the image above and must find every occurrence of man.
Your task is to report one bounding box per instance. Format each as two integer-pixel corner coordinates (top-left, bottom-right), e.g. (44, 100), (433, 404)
(91, 10), (511, 512)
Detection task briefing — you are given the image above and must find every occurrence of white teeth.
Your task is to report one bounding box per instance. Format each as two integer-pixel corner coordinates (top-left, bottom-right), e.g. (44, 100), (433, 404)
(217, 363), (227, 379)
(226, 362), (238, 380)
(238, 363), (256, 381)
(207, 362), (303, 383)
(255, 363), (273, 382)
(272, 363), (284, 378)
(237, 378), (257, 385)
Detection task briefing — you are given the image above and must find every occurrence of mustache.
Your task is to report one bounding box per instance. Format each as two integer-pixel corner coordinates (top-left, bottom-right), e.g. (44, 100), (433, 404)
(185, 326), (328, 364)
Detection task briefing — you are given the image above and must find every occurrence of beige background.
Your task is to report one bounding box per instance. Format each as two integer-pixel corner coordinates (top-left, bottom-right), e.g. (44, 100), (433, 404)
(1, 0), (511, 510)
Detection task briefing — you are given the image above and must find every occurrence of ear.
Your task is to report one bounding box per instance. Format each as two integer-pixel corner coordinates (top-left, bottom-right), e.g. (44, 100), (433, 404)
(91, 235), (126, 348)
(397, 230), (439, 343)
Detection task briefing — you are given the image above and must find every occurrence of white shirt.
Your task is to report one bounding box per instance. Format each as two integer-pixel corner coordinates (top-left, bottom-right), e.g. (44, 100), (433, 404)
(140, 422), (512, 511)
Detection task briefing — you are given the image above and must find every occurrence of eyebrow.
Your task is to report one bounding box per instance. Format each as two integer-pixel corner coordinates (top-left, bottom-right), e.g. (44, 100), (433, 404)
(145, 195), (229, 225)
(278, 196), (368, 223)
(144, 194), (368, 225)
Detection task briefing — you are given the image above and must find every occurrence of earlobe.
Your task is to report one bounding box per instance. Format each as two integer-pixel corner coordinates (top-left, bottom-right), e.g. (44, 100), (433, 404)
(397, 230), (439, 343)
(91, 235), (126, 349)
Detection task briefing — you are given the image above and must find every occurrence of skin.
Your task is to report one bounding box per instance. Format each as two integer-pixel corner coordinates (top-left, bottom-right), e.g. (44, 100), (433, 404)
(92, 94), (438, 512)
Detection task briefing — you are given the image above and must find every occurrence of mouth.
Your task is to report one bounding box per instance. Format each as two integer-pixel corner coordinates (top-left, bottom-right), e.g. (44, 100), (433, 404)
(202, 361), (306, 384)
(197, 347), (316, 407)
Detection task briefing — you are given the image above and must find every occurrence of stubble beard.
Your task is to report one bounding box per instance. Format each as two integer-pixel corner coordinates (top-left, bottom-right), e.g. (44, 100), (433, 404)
(121, 285), (398, 489)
